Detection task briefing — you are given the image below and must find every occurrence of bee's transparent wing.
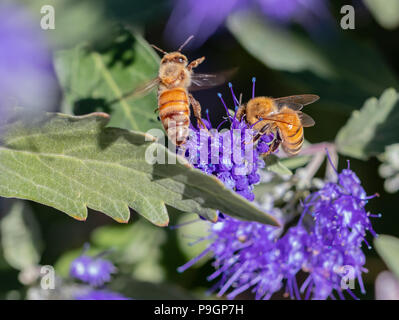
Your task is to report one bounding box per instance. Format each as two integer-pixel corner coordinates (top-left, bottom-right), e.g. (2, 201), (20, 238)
(189, 68), (237, 91)
(258, 111), (315, 131)
(274, 94), (320, 111)
(108, 77), (160, 105)
(298, 112), (315, 127)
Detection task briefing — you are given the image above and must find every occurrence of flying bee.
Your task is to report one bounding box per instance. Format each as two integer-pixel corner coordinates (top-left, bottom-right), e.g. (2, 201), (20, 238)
(115, 35), (232, 146)
(236, 94), (319, 156)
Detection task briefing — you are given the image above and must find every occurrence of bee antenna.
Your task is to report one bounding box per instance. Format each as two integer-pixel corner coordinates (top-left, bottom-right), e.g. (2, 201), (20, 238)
(178, 35), (194, 52)
(151, 44), (168, 55)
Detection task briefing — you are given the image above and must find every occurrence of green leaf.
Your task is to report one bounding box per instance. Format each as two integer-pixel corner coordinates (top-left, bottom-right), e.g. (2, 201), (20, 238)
(378, 144), (399, 193)
(92, 220), (167, 282)
(279, 155), (311, 170)
(20, 0), (110, 48)
(0, 112), (279, 227)
(227, 12), (334, 78)
(265, 155), (293, 176)
(336, 88), (399, 160)
(0, 201), (42, 270)
(364, 0), (399, 30)
(54, 29), (162, 132)
(176, 214), (210, 265)
(374, 235), (399, 280)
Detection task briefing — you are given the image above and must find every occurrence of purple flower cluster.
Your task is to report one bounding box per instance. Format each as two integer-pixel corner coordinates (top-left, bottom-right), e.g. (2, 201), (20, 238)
(164, 0), (330, 48)
(70, 254), (116, 287)
(183, 80), (273, 202)
(181, 162), (378, 299)
(299, 162), (379, 299)
(69, 249), (130, 300)
(180, 82), (378, 299)
(75, 290), (130, 300)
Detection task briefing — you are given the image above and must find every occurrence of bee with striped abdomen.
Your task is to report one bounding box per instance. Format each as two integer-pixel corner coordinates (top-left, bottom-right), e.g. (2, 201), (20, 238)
(120, 36), (231, 146)
(236, 94), (319, 156)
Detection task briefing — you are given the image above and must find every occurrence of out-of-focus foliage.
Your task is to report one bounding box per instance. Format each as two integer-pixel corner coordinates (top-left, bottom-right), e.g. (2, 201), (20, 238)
(0, 112), (279, 226)
(110, 276), (199, 300)
(374, 235), (399, 281)
(54, 29), (162, 132)
(378, 144), (399, 193)
(175, 214), (210, 264)
(228, 11), (399, 116)
(53, 219), (199, 299)
(363, 0), (399, 30)
(164, 0), (330, 49)
(336, 88), (399, 160)
(92, 220), (167, 282)
(227, 12), (333, 78)
(0, 201), (42, 270)
(264, 154), (293, 176)
(18, 0), (111, 48)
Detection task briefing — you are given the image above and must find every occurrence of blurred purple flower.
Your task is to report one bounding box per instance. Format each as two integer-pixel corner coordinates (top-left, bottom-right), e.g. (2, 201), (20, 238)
(299, 161), (378, 300)
(0, 3), (58, 117)
(164, 0), (330, 48)
(70, 254), (116, 287)
(180, 107), (379, 300)
(75, 290), (130, 300)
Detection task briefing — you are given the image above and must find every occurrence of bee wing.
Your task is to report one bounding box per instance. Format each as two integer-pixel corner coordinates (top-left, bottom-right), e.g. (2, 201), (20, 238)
(258, 111), (315, 129)
(274, 94), (320, 111)
(108, 77), (160, 105)
(298, 112), (315, 127)
(189, 68), (237, 91)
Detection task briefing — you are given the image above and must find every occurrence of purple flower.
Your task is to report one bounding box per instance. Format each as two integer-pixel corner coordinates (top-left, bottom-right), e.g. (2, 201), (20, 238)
(0, 3), (57, 117)
(298, 160), (378, 300)
(164, 0), (330, 48)
(180, 110), (379, 300)
(183, 79), (275, 202)
(75, 290), (130, 300)
(70, 254), (116, 287)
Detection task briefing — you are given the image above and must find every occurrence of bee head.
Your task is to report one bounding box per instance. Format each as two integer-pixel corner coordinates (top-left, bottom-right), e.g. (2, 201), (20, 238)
(152, 35), (193, 67)
(160, 52), (188, 66)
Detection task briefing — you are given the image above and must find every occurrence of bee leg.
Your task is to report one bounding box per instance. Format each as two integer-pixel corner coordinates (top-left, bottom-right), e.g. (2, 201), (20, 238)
(154, 107), (159, 113)
(250, 133), (262, 144)
(268, 139), (282, 155)
(244, 122), (267, 145)
(262, 131), (282, 156)
(251, 123), (270, 143)
(187, 57), (205, 71)
(189, 93), (207, 130)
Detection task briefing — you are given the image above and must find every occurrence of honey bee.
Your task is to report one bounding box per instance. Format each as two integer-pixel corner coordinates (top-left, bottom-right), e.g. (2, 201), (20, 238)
(118, 35), (231, 146)
(236, 94), (319, 155)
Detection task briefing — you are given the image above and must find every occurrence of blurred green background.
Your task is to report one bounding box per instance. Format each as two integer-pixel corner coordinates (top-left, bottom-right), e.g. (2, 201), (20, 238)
(1, 0), (399, 300)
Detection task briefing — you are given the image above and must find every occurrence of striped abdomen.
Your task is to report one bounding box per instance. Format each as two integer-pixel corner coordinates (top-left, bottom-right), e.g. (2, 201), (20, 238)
(277, 110), (304, 155)
(158, 87), (190, 146)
